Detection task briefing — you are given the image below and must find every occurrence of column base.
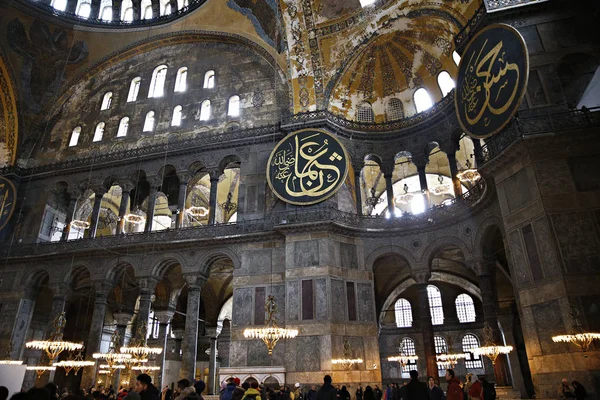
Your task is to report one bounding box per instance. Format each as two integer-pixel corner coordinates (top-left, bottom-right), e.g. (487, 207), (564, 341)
(495, 386), (522, 400)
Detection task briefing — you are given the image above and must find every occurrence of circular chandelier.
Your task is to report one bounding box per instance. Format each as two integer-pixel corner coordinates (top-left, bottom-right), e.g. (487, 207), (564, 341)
(0, 342), (23, 365)
(457, 160), (481, 185)
(71, 219), (91, 229)
(186, 206), (209, 218)
(365, 187), (383, 208)
(436, 352), (467, 368)
(430, 175), (451, 196)
(123, 357), (149, 369)
(552, 303), (600, 353)
(26, 365), (56, 379)
(123, 209), (146, 225)
(395, 184), (414, 205)
(0, 360), (23, 365)
(332, 339), (363, 370)
(93, 330), (132, 369)
(121, 323), (163, 358)
(132, 365), (161, 373)
(473, 324), (512, 364)
(25, 312), (83, 360)
(53, 349), (95, 375)
(243, 295), (298, 355)
(387, 355), (418, 365)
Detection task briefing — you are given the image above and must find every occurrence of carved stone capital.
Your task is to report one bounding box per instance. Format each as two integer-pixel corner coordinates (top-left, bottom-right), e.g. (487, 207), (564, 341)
(92, 280), (113, 297)
(205, 326), (219, 339)
(113, 312), (133, 327)
(411, 269), (431, 284)
(48, 282), (70, 298)
(411, 154), (429, 169)
(147, 176), (163, 189)
(67, 187), (83, 200)
(137, 276), (159, 294)
(184, 273), (207, 289)
(379, 160), (395, 177)
(207, 168), (222, 182)
(154, 309), (175, 324)
(176, 171), (192, 183)
(118, 180), (136, 193)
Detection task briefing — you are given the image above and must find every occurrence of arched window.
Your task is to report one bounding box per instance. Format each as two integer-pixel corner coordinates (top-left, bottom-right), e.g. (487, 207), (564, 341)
(121, 0), (133, 21)
(437, 71), (455, 97)
(171, 105), (183, 126)
(434, 335), (448, 354)
(100, 6), (113, 20)
(199, 100), (211, 121)
(203, 70), (215, 89)
(174, 67), (188, 92)
(127, 77), (141, 102)
(69, 127), (81, 147)
(386, 98), (404, 121)
(400, 337), (418, 374)
(456, 294), (476, 323)
(357, 102), (374, 122)
(462, 334), (484, 369)
(117, 117), (129, 137)
(93, 122), (105, 142)
(228, 95), (240, 117)
(414, 88), (433, 113)
(141, 0), (152, 19)
(143, 111), (155, 132)
(149, 65), (167, 98)
(101, 92), (113, 110)
(51, 0), (67, 11)
(427, 285), (444, 325)
(394, 299), (413, 328)
(76, 1), (91, 18)
(452, 51), (461, 66)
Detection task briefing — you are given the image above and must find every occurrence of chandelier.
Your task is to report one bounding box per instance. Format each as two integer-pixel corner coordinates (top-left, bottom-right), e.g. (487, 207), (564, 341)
(53, 350), (94, 375)
(243, 295), (298, 355)
(395, 184), (414, 205)
(365, 187), (383, 208)
(94, 330), (132, 369)
(430, 175), (451, 196)
(473, 323), (512, 364)
(457, 159), (482, 185)
(387, 340), (418, 367)
(121, 323), (163, 358)
(552, 303), (600, 353)
(220, 192), (238, 215)
(132, 365), (161, 373)
(332, 339), (363, 370)
(186, 206), (209, 218)
(435, 337), (466, 368)
(26, 365), (56, 379)
(26, 312), (83, 361)
(123, 208), (146, 225)
(122, 357), (149, 369)
(71, 219), (91, 230)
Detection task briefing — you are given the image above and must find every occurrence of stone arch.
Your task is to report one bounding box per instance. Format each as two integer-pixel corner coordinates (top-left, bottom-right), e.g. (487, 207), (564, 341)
(194, 248), (241, 275)
(474, 217), (505, 261)
(0, 46), (19, 166)
(366, 245), (418, 271)
(364, 153), (383, 167)
(218, 154), (242, 173)
(23, 268), (51, 288)
(151, 254), (188, 279)
(62, 263), (93, 290)
(104, 257), (139, 281)
(188, 161), (207, 176)
(422, 236), (472, 266)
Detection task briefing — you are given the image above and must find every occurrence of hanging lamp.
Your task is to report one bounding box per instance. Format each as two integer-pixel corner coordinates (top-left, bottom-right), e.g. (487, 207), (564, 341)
(26, 312), (83, 360)
(473, 323), (512, 364)
(552, 302), (600, 353)
(331, 339), (363, 370)
(243, 295), (298, 355)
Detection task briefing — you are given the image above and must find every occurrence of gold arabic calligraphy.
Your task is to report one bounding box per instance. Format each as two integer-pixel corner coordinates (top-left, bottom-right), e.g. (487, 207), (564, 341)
(271, 133), (343, 199)
(460, 38), (521, 127)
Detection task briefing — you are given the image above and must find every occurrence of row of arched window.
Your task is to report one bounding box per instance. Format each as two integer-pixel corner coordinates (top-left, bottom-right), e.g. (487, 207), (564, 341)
(398, 333), (483, 374)
(50, 0), (189, 21)
(356, 51), (461, 122)
(69, 96), (240, 147)
(394, 285), (476, 327)
(100, 67), (214, 113)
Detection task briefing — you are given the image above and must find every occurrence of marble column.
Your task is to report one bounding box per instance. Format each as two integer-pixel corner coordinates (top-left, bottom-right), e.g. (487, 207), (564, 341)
(136, 289), (155, 336)
(66, 0), (77, 14)
(117, 181), (135, 235)
(414, 272), (437, 381)
(144, 180), (161, 233)
(154, 309), (174, 388)
(90, 0), (101, 18)
(477, 264), (511, 387)
(208, 171), (220, 226)
(180, 279), (202, 381)
(44, 284), (70, 383)
(384, 173), (395, 215)
(112, 312), (133, 388)
(61, 189), (81, 241)
(176, 172), (191, 229)
(415, 163), (430, 210)
(10, 286), (38, 360)
(89, 188), (106, 238)
(207, 327), (218, 395)
(353, 163), (363, 216)
(446, 152), (463, 198)
(81, 283), (111, 389)
(472, 138), (483, 167)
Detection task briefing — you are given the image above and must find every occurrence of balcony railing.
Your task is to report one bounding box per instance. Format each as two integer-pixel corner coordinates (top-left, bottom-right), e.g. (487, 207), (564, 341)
(1, 180), (487, 258)
(476, 107), (600, 167)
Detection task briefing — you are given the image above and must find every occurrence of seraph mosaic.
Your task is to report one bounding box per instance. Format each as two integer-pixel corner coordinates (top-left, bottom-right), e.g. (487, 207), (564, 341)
(227, 0), (282, 51)
(7, 19), (88, 114)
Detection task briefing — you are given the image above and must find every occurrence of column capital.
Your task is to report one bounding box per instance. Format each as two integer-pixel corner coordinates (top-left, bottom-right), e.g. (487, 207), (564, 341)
(184, 274), (207, 289)
(411, 155), (429, 169)
(48, 282), (71, 299)
(472, 258), (495, 277)
(176, 171), (192, 183)
(207, 168), (222, 182)
(154, 309), (175, 324)
(113, 312), (133, 327)
(205, 326), (218, 339)
(137, 276), (159, 294)
(118, 180), (136, 193)
(439, 140), (459, 155)
(147, 176), (163, 190)
(412, 269), (431, 285)
(92, 280), (113, 297)
(379, 160), (395, 177)
(91, 185), (108, 196)
(67, 187), (83, 199)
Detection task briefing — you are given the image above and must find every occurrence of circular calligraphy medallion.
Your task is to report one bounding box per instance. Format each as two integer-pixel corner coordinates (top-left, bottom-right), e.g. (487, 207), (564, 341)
(267, 129), (349, 206)
(455, 23), (529, 139)
(0, 176), (17, 232)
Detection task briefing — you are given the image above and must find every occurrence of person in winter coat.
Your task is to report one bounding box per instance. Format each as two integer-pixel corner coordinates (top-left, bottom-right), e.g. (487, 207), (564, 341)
(174, 380), (196, 400)
(338, 387), (350, 400)
(445, 370), (463, 400)
(427, 377), (444, 400)
(559, 380), (576, 400)
(306, 387), (318, 400)
(356, 387), (363, 400)
(221, 381), (238, 400)
(193, 382), (206, 400)
(572, 381), (587, 400)
(374, 386), (382, 400)
(241, 382), (261, 400)
(135, 374), (160, 400)
(467, 375), (482, 400)
(317, 376), (337, 400)
(478, 377), (495, 400)
(405, 371), (428, 400)
(364, 387), (375, 400)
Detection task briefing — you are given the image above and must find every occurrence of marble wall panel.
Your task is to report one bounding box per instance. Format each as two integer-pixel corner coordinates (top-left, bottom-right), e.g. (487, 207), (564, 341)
(319, 238), (340, 267)
(267, 284), (286, 323)
(532, 216), (562, 278)
(551, 211), (600, 273)
(233, 288), (253, 327)
(294, 241), (319, 267)
(508, 230), (531, 286)
(247, 338), (272, 366)
(296, 336), (321, 371)
(331, 279), (346, 323)
(315, 278), (328, 320)
(340, 242), (358, 269)
(229, 340), (248, 367)
(287, 281), (299, 321)
(504, 168), (533, 212)
(241, 248), (272, 275)
(357, 282), (375, 322)
(532, 299), (565, 355)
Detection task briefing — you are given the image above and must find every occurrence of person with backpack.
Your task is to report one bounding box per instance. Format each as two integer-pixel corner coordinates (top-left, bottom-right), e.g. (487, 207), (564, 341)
(242, 382), (261, 400)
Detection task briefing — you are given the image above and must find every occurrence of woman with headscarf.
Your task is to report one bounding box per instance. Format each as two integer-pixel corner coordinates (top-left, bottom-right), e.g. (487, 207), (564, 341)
(467, 375), (481, 400)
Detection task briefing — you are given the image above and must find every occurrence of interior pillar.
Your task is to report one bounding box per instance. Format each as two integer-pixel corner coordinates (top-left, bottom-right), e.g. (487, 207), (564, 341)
(117, 181), (134, 234)
(180, 277), (203, 381)
(61, 189), (81, 241)
(176, 172), (191, 229)
(413, 272), (437, 381)
(88, 188), (106, 238)
(154, 309), (174, 388)
(112, 312), (132, 388)
(208, 171), (220, 226)
(446, 152), (463, 198)
(144, 180), (160, 233)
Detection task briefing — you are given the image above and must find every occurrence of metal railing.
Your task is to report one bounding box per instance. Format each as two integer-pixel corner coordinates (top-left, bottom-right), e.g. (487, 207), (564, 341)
(475, 107), (600, 167)
(1, 180), (486, 258)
